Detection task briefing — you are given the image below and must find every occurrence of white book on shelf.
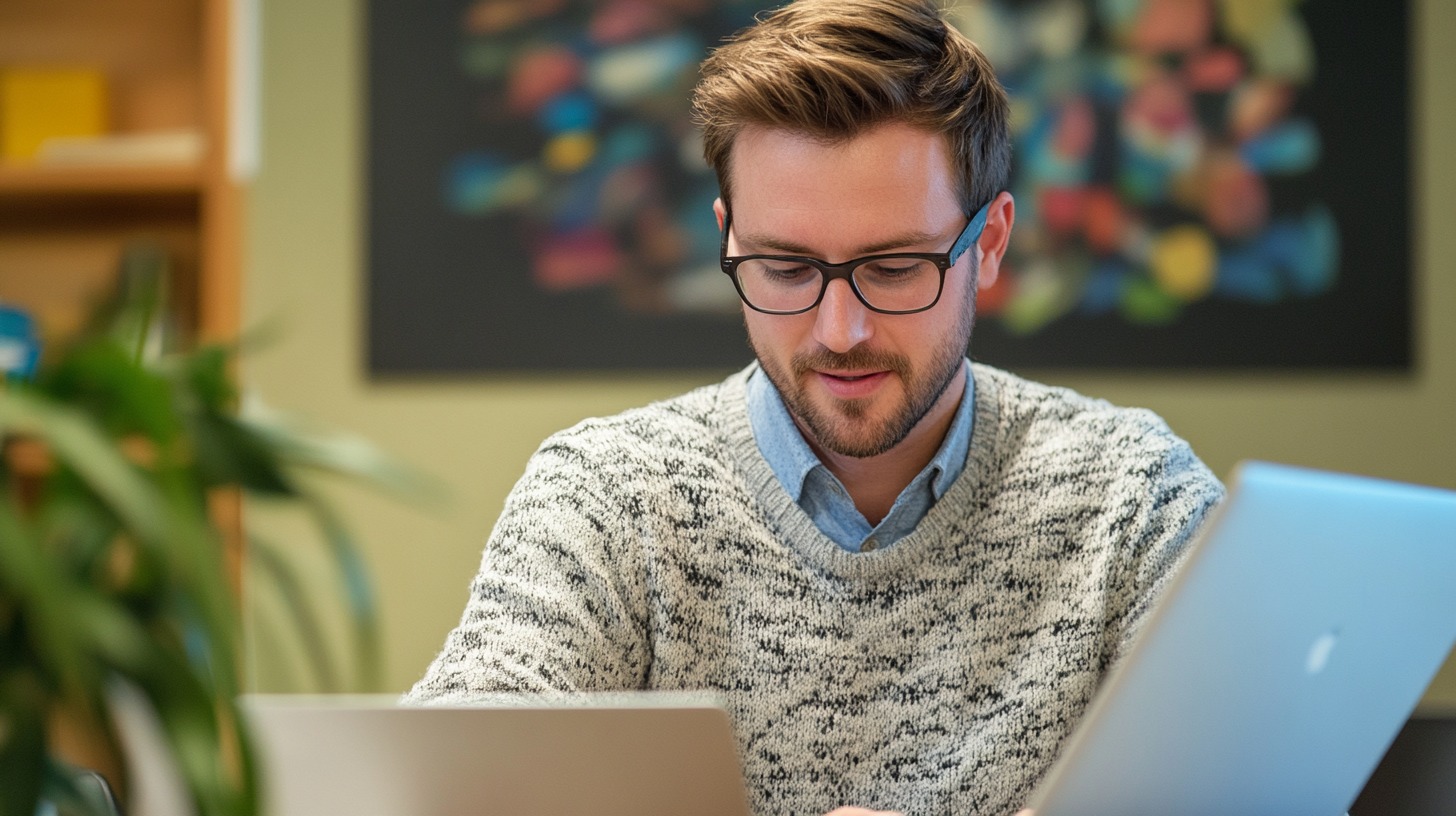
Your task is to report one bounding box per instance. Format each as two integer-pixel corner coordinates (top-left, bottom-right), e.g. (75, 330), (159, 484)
(35, 130), (205, 167)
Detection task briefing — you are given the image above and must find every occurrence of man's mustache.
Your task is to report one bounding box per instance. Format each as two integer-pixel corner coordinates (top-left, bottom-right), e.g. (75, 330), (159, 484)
(791, 348), (911, 379)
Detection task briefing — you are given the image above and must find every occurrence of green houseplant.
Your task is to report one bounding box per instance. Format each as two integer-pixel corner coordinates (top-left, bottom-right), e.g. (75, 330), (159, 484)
(0, 247), (420, 816)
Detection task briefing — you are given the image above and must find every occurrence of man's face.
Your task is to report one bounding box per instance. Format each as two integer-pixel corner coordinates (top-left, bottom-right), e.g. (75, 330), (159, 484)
(717, 123), (1007, 459)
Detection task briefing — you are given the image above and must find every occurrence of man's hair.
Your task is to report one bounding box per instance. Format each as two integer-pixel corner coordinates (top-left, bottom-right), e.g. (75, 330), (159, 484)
(691, 0), (1011, 216)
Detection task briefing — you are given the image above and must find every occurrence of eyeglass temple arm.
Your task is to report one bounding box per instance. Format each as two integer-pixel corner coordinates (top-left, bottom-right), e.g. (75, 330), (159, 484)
(948, 201), (993, 266)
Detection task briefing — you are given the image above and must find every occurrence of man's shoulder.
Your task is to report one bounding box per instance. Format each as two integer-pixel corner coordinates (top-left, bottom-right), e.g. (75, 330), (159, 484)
(975, 362), (1185, 447)
(972, 363), (1218, 491)
(533, 368), (748, 467)
(969, 365), (1224, 577)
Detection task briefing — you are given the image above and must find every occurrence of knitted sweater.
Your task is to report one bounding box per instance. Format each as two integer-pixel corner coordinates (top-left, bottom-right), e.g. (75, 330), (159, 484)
(407, 363), (1224, 816)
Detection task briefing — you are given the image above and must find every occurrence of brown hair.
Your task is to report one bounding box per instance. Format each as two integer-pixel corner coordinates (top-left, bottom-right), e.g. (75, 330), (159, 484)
(692, 0), (1011, 216)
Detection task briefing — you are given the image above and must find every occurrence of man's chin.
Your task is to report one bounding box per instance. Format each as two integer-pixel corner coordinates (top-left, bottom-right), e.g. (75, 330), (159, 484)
(800, 400), (901, 459)
(814, 428), (900, 460)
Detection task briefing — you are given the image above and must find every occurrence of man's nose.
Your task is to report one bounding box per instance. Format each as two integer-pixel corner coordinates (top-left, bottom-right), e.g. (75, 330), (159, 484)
(812, 278), (874, 353)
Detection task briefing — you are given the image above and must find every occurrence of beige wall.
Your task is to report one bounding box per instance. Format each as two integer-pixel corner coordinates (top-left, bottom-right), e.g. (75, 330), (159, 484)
(243, 0), (1456, 708)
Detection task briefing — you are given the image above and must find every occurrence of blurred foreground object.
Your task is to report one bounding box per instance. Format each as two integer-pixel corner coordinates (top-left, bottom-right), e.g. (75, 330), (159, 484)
(0, 246), (429, 816)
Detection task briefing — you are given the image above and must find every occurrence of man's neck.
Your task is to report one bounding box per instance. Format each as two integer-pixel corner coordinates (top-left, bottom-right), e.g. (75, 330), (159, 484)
(799, 364), (967, 526)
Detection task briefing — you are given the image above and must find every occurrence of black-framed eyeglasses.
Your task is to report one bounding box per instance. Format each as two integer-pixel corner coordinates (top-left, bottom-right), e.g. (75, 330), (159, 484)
(719, 200), (992, 315)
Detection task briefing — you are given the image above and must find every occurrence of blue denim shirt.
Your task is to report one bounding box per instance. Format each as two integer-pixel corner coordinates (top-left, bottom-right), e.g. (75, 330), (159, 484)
(745, 362), (975, 553)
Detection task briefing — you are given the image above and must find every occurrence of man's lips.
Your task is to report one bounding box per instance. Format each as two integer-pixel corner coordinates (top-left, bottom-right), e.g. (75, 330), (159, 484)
(814, 369), (891, 399)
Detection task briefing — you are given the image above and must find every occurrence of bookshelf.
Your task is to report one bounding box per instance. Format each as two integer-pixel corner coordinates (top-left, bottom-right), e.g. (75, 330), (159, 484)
(1, 0), (250, 784)
(0, 0), (248, 622)
(0, 0), (245, 349)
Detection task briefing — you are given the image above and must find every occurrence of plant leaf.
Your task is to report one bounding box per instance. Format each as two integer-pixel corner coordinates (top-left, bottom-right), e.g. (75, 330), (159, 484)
(75, 605), (256, 816)
(0, 501), (96, 696)
(0, 669), (47, 816)
(0, 390), (167, 544)
(148, 471), (240, 700)
(298, 496), (381, 691)
(238, 398), (439, 503)
(83, 243), (170, 363)
(36, 341), (178, 446)
(246, 536), (339, 691)
(178, 345), (237, 412)
(187, 412), (296, 496)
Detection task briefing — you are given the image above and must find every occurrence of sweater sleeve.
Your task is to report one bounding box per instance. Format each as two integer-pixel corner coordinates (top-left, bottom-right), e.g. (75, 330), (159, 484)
(404, 429), (650, 703)
(1104, 416), (1226, 663)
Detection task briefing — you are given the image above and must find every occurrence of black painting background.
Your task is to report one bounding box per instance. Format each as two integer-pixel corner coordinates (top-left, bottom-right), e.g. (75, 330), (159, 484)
(367, 1), (1410, 374)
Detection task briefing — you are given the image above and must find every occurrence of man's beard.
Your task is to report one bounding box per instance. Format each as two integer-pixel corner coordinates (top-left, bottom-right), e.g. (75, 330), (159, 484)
(751, 290), (975, 459)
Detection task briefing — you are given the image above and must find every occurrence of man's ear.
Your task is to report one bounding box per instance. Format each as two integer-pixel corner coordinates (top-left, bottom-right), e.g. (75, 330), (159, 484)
(976, 191), (1015, 291)
(713, 197), (726, 231)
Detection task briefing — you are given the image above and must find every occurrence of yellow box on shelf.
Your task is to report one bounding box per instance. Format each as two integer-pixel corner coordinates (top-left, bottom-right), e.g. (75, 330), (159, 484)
(0, 67), (109, 162)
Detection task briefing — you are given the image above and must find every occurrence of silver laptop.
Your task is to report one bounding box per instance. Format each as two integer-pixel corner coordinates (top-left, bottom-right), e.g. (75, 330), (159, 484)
(243, 693), (752, 816)
(1029, 461), (1456, 816)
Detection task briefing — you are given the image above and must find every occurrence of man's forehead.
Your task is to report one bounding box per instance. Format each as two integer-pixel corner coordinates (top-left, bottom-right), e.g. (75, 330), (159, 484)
(727, 123), (959, 204)
(725, 124), (961, 256)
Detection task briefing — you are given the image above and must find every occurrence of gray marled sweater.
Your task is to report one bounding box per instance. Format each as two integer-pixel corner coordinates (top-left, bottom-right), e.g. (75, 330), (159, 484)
(407, 363), (1224, 816)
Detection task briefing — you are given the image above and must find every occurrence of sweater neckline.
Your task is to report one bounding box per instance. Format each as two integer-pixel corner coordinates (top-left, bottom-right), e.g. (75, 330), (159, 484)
(715, 362), (1007, 581)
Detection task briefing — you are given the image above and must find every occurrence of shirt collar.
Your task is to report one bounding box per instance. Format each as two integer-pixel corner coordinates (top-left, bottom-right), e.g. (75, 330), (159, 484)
(746, 367), (823, 503)
(929, 365), (975, 499)
(745, 361), (975, 503)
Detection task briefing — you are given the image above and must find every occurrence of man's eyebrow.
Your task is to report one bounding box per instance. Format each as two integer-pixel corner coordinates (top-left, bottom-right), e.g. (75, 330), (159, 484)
(735, 228), (944, 258)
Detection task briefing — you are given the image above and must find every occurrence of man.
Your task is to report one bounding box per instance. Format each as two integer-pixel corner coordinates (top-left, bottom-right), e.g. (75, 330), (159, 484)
(407, 1), (1224, 814)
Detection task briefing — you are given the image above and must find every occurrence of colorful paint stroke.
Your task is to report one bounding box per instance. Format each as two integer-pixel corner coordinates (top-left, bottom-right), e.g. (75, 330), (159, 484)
(448, 0), (756, 315)
(444, 0), (1337, 334)
(954, 0), (1337, 333)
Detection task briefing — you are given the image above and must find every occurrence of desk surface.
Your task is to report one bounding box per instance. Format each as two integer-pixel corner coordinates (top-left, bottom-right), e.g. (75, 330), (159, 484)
(1350, 715), (1456, 816)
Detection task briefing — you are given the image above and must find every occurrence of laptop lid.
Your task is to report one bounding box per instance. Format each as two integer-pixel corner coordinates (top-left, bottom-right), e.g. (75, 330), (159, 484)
(1029, 461), (1456, 816)
(242, 693), (752, 816)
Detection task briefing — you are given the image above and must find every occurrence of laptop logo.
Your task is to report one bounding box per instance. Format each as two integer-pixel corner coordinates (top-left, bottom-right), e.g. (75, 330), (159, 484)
(1305, 628), (1341, 675)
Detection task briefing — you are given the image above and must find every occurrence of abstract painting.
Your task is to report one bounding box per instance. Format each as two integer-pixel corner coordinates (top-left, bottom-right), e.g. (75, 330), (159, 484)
(368, 0), (1409, 372)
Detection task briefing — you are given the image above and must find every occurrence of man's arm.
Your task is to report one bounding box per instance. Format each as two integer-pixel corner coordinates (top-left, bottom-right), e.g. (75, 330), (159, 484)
(405, 433), (650, 703)
(1104, 429), (1225, 660)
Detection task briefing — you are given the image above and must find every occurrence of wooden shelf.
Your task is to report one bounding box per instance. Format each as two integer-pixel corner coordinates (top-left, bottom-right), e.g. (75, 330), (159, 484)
(0, 12), (247, 751)
(0, 162), (202, 196)
(0, 0), (241, 344)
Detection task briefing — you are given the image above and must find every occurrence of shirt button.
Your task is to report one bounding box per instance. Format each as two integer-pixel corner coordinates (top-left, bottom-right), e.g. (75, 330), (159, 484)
(861, 537), (879, 553)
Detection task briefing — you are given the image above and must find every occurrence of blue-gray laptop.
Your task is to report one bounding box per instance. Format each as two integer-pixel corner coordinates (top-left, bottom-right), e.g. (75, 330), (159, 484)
(1030, 461), (1456, 816)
